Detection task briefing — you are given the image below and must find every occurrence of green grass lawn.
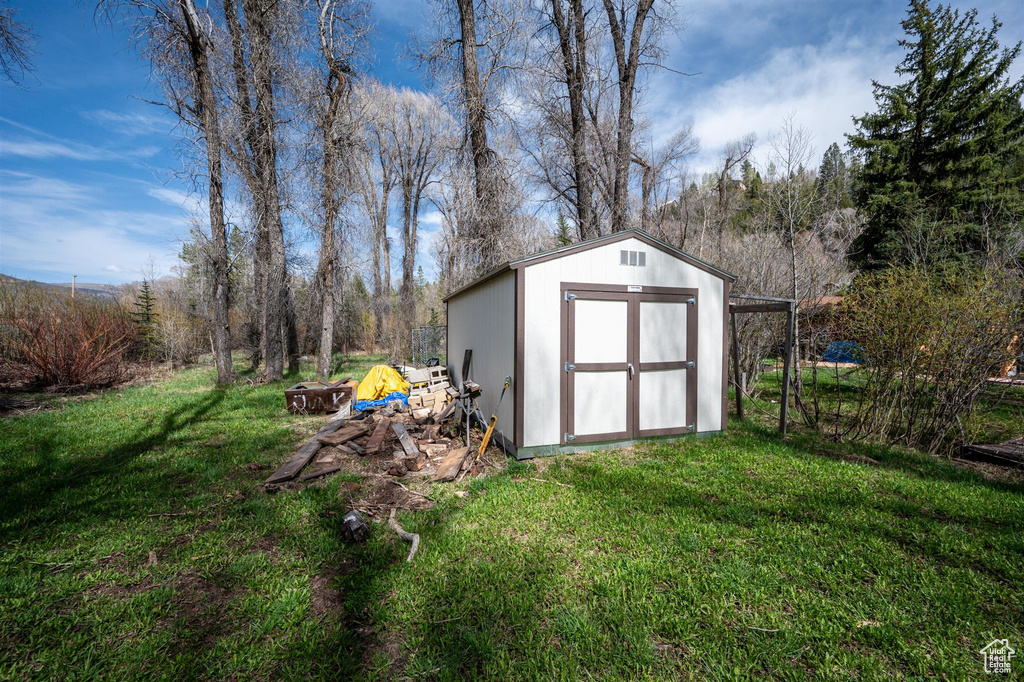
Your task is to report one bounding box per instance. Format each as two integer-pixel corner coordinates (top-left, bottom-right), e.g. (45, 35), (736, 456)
(1, 356), (1021, 680)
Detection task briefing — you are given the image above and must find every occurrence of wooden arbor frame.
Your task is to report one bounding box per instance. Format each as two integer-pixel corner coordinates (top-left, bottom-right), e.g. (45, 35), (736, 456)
(728, 294), (796, 434)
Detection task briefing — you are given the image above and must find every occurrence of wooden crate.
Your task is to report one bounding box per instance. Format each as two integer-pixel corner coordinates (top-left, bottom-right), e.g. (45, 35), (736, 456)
(284, 381), (354, 414)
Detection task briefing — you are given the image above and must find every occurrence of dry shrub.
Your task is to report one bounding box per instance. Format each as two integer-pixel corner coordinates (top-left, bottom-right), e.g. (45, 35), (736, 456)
(157, 307), (207, 368)
(0, 283), (136, 388)
(840, 265), (1022, 454)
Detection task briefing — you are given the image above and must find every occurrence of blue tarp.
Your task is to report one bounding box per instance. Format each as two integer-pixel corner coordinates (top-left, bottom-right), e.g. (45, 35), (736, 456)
(823, 341), (864, 364)
(354, 391), (409, 412)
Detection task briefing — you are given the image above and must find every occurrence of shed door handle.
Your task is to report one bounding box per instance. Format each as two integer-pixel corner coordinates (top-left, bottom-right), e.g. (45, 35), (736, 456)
(627, 363), (634, 378)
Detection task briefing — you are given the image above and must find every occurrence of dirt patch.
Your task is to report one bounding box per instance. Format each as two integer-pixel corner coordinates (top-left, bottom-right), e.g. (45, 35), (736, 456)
(255, 534), (279, 558)
(351, 477), (433, 519)
(173, 571), (237, 627)
(309, 566), (349, 621)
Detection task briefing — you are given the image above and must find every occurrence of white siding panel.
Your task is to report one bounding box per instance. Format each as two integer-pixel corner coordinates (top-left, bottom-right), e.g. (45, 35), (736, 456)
(639, 369), (687, 430)
(640, 301), (687, 363)
(446, 271), (516, 446)
(575, 371), (627, 435)
(575, 299), (628, 363)
(523, 237), (726, 447)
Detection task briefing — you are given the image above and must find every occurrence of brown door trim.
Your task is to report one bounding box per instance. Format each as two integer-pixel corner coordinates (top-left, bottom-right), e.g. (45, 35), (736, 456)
(561, 283), (698, 444)
(634, 289), (698, 438)
(562, 284), (633, 444)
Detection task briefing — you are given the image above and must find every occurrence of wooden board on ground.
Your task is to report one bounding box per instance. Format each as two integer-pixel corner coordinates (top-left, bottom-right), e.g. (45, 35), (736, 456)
(432, 446), (471, 482)
(392, 422), (421, 457)
(300, 465), (343, 481)
(266, 420), (345, 484)
(365, 418), (392, 455)
(960, 437), (1024, 467)
(317, 422), (371, 446)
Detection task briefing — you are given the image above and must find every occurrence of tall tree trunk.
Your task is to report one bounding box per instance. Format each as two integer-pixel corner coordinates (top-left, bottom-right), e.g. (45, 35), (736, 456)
(316, 80), (345, 379)
(602, 0), (654, 233)
(242, 0), (287, 380)
(179, 0), (233, 384)
(551, 0), (595, 240)
(224, 0), (265, 371)
(455, 0), (495, 260)
(285, 285), (300, 373)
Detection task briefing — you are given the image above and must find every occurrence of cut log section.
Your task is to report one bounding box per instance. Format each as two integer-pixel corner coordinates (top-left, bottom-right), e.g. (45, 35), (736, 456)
(431, 446), (471, 482)
(265, 420), (345, 485)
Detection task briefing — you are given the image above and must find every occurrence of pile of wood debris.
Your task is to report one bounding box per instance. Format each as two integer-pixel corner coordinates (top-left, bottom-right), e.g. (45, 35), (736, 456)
(262, 375), (506, 517)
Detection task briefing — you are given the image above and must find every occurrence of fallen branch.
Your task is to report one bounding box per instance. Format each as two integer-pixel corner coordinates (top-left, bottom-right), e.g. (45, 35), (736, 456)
(388, 508), (420, 562)
(529, 477), (573, 488)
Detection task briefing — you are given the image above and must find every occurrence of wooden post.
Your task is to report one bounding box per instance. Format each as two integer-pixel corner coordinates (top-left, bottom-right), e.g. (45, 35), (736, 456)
(779, 302), (795, 435)
(730, 311), (743, 420)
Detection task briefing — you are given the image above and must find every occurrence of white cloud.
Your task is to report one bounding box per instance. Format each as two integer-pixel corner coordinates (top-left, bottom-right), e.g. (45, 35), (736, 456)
(647, 35), (899, 174)
(146, 187), (207, 215)
(0, 171), (186, 282)
(82, 109), (170, 137)
(0, 137), (114, 161)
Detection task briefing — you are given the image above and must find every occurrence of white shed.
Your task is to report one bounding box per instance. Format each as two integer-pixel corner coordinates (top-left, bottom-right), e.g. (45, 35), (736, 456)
(444, 229), (735, 459)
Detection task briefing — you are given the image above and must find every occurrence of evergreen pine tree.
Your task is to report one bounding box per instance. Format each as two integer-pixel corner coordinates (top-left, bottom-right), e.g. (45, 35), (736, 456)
(555, 209), (573, 245)
(847, 0), (1024, 268)
(815, 142), (852, 211)
(132, 279), (159, 359)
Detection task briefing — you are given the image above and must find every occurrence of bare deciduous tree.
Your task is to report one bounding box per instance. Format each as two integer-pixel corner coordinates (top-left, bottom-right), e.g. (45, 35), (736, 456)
(100, 0), (235, 384)
(305, 0), (367, 377)
(601, 0), (659, 232)
(384, 89), (451, 330)
(0, 0), (34, 85)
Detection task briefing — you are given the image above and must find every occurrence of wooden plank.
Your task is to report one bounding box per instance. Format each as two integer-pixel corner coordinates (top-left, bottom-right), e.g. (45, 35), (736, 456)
(392, 422), (421, 457)
(365, 418), (391, 455)
(299, 465), (343, 481)
(432, 446), (471, 482)
(317, 422), (371, 446)
(266, 420), (345, 484)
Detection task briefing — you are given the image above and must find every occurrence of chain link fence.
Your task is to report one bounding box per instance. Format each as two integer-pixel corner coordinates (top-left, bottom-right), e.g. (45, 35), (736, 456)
(410, 325), (446, 367)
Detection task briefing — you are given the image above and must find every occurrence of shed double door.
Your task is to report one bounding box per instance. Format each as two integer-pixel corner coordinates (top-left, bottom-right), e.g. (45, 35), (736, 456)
(561, 283), (698, 444)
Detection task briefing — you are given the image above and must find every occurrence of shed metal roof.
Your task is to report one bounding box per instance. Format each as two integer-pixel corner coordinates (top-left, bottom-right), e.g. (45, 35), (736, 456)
(443, 229), (737, 302)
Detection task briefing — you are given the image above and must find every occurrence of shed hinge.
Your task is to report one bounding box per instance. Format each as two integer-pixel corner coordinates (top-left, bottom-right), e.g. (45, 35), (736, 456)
(564, 362), (576, 372)
(564, 433), (577, 442)
(564, 291), (577, 302)
(685, 296), (696, 305)
(685, 360), (695, 368)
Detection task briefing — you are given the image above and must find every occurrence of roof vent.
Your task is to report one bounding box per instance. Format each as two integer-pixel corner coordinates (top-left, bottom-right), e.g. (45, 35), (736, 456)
(620, 250), (646, 267)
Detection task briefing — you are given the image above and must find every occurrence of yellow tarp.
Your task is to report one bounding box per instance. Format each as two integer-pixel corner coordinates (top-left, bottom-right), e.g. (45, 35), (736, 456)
(356, 365), (410, 401)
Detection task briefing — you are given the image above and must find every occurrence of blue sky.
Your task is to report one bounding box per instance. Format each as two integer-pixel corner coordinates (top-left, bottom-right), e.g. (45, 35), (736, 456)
(1, 0), (1021, 285)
